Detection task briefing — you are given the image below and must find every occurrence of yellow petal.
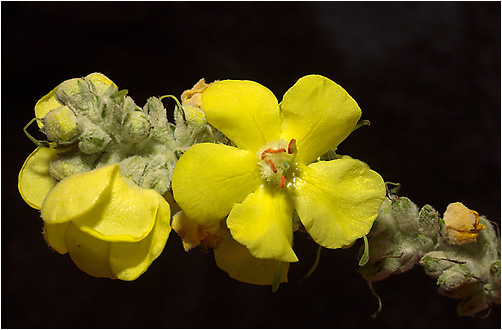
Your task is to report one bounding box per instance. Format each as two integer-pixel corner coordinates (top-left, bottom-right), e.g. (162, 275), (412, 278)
(227, 185), (298, 262)
(65, 222), (116, 279)
(280, 75), (361, 164)
(172, 143), (261, 226)
(43, 222), (71, 254)
(202, 80), (282, 152)
(34, 86), (63, 128)
(71, 165), (159, 242)
(18, 147), (59, 210)
(41, 164), (116, 224)
(291, 159), (385, 249)
(214, 225), (289, 285)
(110, 195), (171, 281)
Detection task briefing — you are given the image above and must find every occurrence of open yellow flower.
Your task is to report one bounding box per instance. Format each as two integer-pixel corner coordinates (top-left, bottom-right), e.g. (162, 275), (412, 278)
(19, 154), (171, 280)
(172, 75), (386, 263)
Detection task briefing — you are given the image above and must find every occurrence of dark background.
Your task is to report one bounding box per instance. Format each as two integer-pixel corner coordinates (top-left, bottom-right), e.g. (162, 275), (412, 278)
(2, 2), (500, 328)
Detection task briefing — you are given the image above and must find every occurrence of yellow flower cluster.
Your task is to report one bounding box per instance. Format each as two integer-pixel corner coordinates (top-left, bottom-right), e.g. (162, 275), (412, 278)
(19, 74), (387, 285)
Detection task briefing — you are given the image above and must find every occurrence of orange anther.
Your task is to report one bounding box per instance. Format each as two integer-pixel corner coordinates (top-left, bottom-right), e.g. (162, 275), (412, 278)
(280, 176), (287, 189)
(265, 159), (278, 173)
(288, 139), (297, 154)
(261, 147), (286, 159)
(261, 148), (273, 159)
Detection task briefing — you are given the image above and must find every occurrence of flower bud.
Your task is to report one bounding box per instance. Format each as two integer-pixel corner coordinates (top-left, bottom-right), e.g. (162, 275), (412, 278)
(142, 166), (171, 195)
(78, 125), (111, 154)
(41, 106), (80, 144)
(49, 152), (97, 181)
(55, 78), (95, 113)
(442, 202), (486, 245)
(121, 110), (151, 143)
(85, 72), (118, 97)
(183, 105), (206, 129)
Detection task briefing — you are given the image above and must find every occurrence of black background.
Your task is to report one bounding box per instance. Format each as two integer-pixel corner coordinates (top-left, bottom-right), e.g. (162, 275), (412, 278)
(2, 2), (500, 328)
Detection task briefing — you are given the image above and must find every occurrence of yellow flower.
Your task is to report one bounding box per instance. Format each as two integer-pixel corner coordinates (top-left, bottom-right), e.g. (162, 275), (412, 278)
(443, 202), (486, 245)
(172, 75), (386, 263)
(19, 149), (171, 280)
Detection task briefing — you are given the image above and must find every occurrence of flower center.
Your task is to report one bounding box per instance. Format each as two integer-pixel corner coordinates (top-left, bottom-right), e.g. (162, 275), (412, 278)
(258, 139), (297, 188)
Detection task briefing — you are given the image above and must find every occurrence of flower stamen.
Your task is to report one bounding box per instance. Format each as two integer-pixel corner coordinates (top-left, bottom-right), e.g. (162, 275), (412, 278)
(265, 159), (278, 173)
(280, 176), (286, 189)
(261, 148), (286, 159)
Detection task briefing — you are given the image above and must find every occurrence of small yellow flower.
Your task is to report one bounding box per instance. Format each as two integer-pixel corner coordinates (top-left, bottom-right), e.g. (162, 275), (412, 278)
(443, 202), (486, 245)
(172, 75), (386, 263)
(20, 162), (171, 280)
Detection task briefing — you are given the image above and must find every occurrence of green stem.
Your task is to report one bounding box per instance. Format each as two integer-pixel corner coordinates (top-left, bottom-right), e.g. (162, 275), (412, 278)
(23, 118), (50, 148)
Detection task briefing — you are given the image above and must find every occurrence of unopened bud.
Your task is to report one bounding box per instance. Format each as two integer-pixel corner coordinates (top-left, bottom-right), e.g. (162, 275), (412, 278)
(86, 72), (118, 96)
(41, 106), (80, 144)
(78, 125), (111, 154)
(121, 110), (151, 143)
(49, 152), (96, 181)
(55, 78), (95, 113)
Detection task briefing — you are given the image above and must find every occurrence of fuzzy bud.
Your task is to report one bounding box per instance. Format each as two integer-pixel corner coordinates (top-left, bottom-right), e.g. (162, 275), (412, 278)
(55, 78), (95, 113)
(78, 125), (111, 154)
(41, 106), (80, 144)
(121, 110), (151, 143)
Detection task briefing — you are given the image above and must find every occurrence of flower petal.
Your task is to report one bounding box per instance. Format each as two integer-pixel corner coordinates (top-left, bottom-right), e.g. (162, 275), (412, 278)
(291, 158), (386, 249)
(202, 80), (282, 151)
(35, 86), (62, 128)
(280, 75), (361, 164)
(72, 166), (160, 242)
(65, 222), (116, 279)
(227, 185), (298, 262)
(43, 222), (71, 254)
(172, 143), (261, 226)
(41, 164), (117, 224)
(18, 147), (59, 210)
(214, 225), (289, 285)
(109, 195), (172, 281)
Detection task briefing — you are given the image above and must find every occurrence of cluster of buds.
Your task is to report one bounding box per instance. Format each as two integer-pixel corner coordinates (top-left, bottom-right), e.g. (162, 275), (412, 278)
(31, 73), (223, 195)
(359, 195), (500, 317)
